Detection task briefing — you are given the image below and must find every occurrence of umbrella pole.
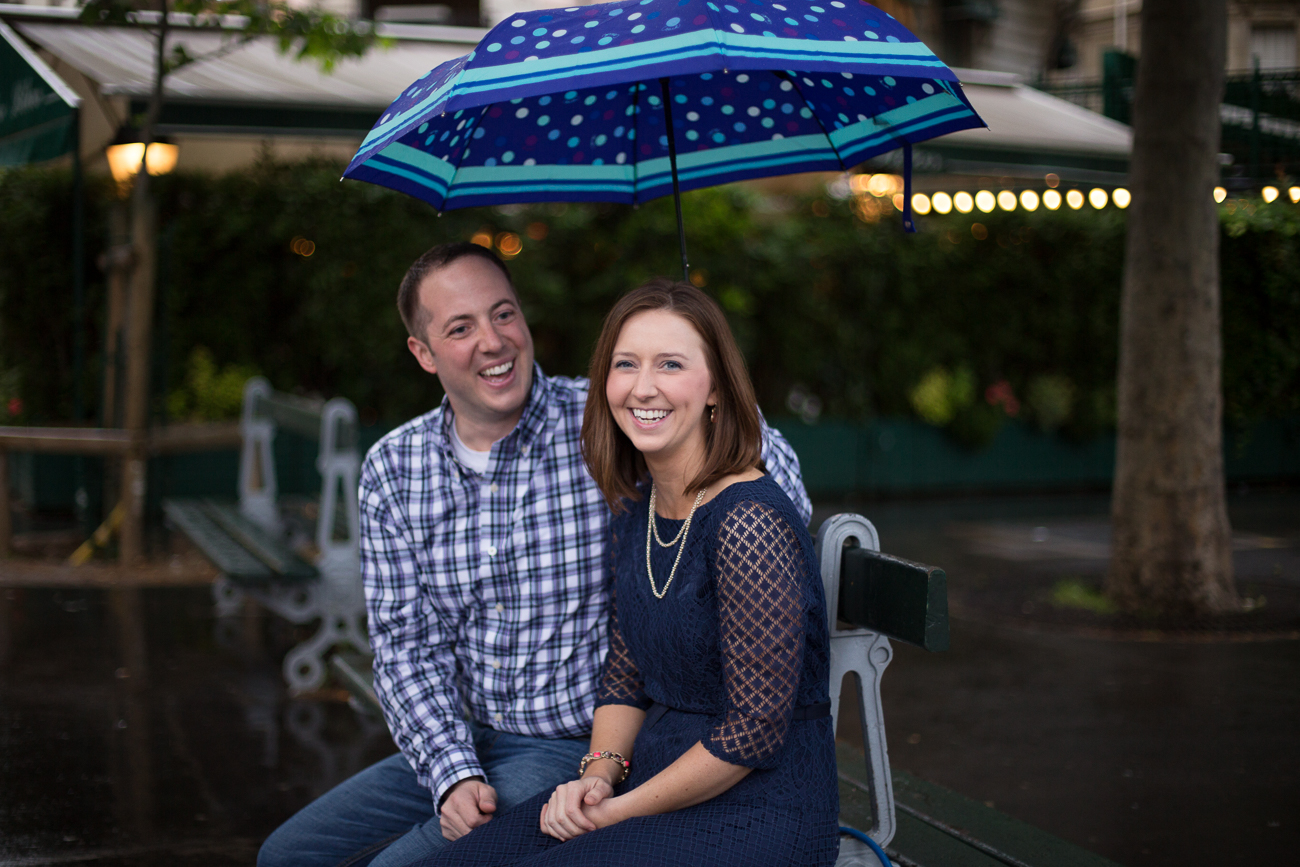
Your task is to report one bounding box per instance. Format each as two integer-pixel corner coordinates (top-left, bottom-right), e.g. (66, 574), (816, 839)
(659, 78), (689, 283)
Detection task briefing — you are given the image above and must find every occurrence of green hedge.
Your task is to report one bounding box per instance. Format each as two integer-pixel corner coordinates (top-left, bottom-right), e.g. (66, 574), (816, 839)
(1, 159), (1297, 446)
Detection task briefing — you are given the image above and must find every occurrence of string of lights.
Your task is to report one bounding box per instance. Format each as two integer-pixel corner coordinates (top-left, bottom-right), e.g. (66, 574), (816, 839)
(835, 173), (1300, 219)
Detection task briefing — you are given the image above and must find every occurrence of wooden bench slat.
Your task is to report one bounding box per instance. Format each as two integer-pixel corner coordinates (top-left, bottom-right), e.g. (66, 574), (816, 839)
(253, 392), (329, 440)
(162, 500), (274, 582)
(891, 771), (1123, 867)
(331, 652), (382, 716)
(839, 547), (949, 652)
(201, 500), (318, 583)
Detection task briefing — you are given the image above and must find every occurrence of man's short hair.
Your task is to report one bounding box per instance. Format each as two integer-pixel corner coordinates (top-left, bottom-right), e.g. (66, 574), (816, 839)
(397, 242), (515, 340)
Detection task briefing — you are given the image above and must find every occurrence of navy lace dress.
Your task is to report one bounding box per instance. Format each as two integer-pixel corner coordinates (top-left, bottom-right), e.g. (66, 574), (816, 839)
(414, 475), (840, 867)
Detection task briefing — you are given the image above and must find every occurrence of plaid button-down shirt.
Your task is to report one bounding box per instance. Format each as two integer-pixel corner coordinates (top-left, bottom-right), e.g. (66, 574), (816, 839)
(360, 366), (811, 806)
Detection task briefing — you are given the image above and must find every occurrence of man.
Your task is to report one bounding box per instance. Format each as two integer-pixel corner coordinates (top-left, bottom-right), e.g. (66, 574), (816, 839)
(259, 243), (811, 867)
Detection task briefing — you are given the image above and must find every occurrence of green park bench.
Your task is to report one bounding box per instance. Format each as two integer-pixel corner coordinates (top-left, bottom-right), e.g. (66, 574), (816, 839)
(164, 377), (368, 693)
(334, 513), (1119, 867)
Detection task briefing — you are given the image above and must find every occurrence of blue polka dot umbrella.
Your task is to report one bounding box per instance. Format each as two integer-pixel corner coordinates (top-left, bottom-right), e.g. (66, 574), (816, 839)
(344, 0), (986, 276)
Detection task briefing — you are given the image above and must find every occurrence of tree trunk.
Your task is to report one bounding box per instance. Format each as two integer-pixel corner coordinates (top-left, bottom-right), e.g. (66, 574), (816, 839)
(118, 2), (169, 564)
(1107, 0), (1237, 616)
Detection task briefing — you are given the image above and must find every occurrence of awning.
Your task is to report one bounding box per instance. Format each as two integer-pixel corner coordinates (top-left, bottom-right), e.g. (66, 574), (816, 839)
(0, 18), (80, 165)
(873, 69), (1133, 183)
(14, 18), (477, 136)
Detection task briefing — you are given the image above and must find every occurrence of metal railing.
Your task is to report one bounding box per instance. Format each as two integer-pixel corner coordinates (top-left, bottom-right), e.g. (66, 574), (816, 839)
(1037, 57), (1300, 185)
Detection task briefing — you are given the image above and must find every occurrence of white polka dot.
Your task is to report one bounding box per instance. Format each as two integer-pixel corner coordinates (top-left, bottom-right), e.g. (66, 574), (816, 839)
(524, 158), (536, 166)
(730, 23), (744, 33)
(571, 114), (583, 125)
(511, 19), (525, 27)
(780, 80), (794, 91)
(515, 107), (529, 118)
(616, 152), (626, 164)
(552, 29), (567, 36)
(747, 106), (760, 116)
(922, 83), (935, 94)
(736, 74), (750, 83)
(686, 111), (700, 121)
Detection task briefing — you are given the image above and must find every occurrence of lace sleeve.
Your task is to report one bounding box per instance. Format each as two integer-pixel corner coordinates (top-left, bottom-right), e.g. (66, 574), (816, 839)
(595, 581), (650, 710)
(702, 500), (808, 769)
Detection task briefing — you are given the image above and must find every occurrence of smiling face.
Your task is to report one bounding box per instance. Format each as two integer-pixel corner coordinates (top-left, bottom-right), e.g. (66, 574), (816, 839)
(605, 308), (716, 478)
(406, 255), (534, 446)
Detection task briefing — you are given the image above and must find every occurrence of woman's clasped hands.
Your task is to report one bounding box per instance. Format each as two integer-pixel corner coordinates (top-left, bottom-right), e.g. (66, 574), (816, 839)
(538, 773), (624, 841)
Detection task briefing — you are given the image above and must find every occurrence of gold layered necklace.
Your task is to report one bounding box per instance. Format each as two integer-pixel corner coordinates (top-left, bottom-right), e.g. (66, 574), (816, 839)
(645, 484), (707, 600)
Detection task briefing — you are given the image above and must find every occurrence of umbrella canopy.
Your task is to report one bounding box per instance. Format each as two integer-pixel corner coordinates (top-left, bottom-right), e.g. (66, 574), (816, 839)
(343, 0), (985, 211)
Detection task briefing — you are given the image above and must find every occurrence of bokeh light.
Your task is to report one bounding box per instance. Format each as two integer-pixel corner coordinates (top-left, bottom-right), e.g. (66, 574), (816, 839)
(1066, 189), (1085, 209)
(1044, 173), (1060, 188)
(975, 190), (996, 213)
(495, 232), (522, 257)
(971, 222), (988, 240)
(1112, 188), (1131, 209)
(1043, 189), (1062, 210)
(1213, 186), (1227, 203)
(1089, 188), (1109, 209)
(1290, 186), (1300, 203)
(954, 191), (975, 214)
(912, 193), (932, 215)
(1262, 186), (1279, 203)
(868, 174), (902, 198)
(997, 190), (1017, 211)
(471, 231), (493, 248)
(1019, 190), (1040, 211)
(931, 192), (953, 214)
(892, 193), (905, 212)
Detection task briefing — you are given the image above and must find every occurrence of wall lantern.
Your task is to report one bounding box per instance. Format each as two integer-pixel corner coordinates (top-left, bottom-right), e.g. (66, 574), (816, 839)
(106, 129), (179, 185)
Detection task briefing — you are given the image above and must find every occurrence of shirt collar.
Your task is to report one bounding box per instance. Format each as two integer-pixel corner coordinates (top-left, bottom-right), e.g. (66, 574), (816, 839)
(438, 363), (553, 458)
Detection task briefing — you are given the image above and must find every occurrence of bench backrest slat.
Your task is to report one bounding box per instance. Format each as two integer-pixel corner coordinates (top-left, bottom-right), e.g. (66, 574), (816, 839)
(251, 390), (329, 441)
(839, 548), (949, 652)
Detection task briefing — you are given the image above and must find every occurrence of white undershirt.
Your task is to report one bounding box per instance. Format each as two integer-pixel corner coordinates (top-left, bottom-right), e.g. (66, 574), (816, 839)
(450, 421), (491, 475)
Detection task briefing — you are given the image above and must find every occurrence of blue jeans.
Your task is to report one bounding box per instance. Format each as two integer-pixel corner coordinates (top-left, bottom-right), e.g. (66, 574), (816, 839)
(258, 722), (589, 867)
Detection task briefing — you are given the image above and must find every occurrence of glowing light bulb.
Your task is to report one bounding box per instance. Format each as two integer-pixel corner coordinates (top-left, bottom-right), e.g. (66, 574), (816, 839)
(1089, 188), (1109, 209)
(997, 190), (1017, 211)
(975, 190), (996, 213)
(1112, 188), (1131, 209)
(931, 192), (953, 214)
(1213, 186), (1227, 203)
(1066, 189), (1085, 209)
(1043, 189), (1062, 210)
(1290, 186), (1300, 203)
(911, 193), (932, 215)
(1262, 186), (1279, 203)
(953, 191), (975, 214)
(1019, 190), (1040, 211)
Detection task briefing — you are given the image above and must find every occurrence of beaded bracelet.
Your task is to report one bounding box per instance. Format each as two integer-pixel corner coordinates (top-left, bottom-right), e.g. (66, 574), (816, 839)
(579, 750), (630, 784)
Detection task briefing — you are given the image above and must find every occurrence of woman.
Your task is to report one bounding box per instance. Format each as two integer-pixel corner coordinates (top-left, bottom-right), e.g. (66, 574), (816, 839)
(414, 279), (838, 867)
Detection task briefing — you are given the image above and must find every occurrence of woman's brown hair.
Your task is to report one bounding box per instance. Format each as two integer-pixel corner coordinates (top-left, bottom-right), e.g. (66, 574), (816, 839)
(582, 278), (762, 511)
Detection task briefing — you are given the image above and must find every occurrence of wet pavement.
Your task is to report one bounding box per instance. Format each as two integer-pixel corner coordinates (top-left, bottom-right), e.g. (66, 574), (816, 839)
(1, 488), (1297, 867)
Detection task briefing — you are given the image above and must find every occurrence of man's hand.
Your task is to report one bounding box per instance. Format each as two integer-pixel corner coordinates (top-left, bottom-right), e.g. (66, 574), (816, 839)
(539, 777), (621, 842)
(440, 777), (497, 841)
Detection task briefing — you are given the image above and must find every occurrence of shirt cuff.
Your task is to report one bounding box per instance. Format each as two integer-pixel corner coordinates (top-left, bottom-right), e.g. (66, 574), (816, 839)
(427, 744), (487, 813)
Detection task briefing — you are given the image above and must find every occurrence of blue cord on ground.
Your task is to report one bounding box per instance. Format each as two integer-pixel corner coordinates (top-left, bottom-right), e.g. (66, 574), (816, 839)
(840, 825), (894, 867)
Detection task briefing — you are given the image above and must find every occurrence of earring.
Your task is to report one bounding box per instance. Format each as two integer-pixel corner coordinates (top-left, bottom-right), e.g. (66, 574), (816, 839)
(709, 406), (716, 423)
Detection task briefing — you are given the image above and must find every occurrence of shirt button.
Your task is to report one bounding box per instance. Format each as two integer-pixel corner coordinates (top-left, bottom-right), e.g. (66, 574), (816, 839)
(495, 603), (505, 613)
(491, 659), (502, 669)
(521, 446), (530, 455)
(487, 545), (497, 557)
(489, 483), (499, 493)
(493, 713), (503, 722)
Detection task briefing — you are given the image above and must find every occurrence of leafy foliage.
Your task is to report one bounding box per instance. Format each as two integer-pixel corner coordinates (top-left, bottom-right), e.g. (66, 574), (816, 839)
(1, 161), (1297, 443)
(78, 0), (380, 76)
